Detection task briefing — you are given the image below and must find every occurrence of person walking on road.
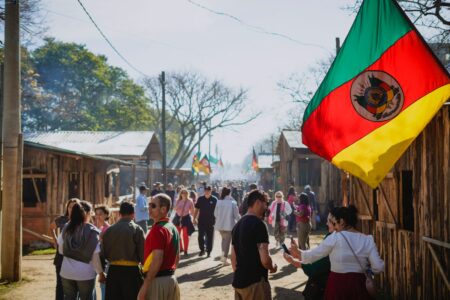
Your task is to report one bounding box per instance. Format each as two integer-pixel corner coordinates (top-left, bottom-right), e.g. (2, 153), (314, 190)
(135, 185), (150, 234)
(295, 193), (313, 250)
(268, 191), (292, 246)
(214, 187), (240, 266)
(231, 190), (277, 300)
(138, 193), (181, 300)
(194, 185), (218, 257)
(174, 188), (195, 256)
(304, 185), (319, 230)
(101, 202), (145, 300)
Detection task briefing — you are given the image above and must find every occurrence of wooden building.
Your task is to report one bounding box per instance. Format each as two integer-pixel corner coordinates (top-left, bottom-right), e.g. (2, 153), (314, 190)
(22, 141), (132, 245)
(257, 153), (279, 192)
(25, 131), (162, 199)
(276, 130), (341, 214)
(348, 104), (449, 299)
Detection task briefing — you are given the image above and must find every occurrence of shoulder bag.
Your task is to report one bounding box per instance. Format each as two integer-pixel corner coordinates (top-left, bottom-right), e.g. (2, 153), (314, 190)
(172, 200), (189, 227)
(340, 232), (377, 297)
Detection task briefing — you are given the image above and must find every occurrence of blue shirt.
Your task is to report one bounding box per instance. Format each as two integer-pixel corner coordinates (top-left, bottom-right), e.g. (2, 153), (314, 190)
(135, 193), (149, 222)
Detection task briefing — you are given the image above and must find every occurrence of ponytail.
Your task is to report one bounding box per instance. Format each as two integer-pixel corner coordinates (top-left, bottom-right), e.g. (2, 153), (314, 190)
(65, 202), (86, 235)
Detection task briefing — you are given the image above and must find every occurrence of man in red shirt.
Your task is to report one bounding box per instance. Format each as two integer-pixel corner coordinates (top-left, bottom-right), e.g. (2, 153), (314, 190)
(138, 193), (180, 300)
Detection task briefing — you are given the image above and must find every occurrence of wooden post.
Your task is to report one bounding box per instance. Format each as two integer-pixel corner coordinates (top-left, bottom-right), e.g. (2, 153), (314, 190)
(132, 164), (136, 201)
(1, 0), (22, 281)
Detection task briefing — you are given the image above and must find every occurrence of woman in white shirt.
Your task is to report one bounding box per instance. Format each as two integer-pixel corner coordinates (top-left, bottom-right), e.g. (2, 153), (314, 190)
(58, 200), (105, 300)
(268, 191), (292, 246)
(284, 205), (384, 300)
(214, 187), (241, 266)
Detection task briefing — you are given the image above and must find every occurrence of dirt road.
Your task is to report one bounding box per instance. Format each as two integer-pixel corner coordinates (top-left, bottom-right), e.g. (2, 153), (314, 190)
(1, 231), (325, 300)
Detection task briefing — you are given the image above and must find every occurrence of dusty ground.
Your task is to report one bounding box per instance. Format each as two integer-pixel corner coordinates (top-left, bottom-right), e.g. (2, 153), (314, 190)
(0, 230), (326, 300)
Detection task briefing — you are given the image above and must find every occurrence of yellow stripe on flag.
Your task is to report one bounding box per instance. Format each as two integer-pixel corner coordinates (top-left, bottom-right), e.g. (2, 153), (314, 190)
(332, 84), (450, 188)
(142, 252), (153, 273)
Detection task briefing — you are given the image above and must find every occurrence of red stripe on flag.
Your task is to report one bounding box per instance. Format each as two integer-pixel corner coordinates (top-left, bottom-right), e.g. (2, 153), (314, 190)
(303, 31), (450, 160)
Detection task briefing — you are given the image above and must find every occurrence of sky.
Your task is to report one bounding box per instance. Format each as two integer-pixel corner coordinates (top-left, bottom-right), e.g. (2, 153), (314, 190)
(41, 0), (356, 165)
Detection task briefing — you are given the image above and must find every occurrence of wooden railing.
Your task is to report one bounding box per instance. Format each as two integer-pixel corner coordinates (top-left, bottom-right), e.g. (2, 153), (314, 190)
(422, 236), (450, 291)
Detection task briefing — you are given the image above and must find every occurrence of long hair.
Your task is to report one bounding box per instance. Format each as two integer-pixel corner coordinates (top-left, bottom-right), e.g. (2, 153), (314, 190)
(221, 187), (231, 199)
(177, 188), (191, 202)
(64, 198), (79, 217)
(65, 202), (86, 235)
(287, 186), (295, 196)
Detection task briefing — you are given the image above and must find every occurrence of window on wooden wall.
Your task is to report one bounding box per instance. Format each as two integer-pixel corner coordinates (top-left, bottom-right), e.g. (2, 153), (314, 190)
(373, 189), (379, 222)
(69, 172), (80, 199)
(298, 158), (321, 186)
(22, 178), (47, 207)
(400, 170), (414, 231)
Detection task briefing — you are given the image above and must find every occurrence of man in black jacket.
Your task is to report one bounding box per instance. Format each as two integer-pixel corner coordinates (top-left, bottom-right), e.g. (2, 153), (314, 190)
(193, 186), (217, 257)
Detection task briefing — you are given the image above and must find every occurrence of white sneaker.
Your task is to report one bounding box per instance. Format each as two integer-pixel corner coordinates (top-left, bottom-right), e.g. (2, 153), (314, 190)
(222, 258), (231, 266)
(220, 256), (226, 263)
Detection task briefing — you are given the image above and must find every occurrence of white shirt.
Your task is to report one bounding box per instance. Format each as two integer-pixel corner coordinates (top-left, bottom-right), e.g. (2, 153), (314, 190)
(214, 196), (241, 231)
(301, 231), (384, 274)
(57, 232), (100, 281)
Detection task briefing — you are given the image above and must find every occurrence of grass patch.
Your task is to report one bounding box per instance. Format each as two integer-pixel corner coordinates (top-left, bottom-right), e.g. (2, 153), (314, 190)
(0, 277), (31, 298)
(27, 248), (56, 256)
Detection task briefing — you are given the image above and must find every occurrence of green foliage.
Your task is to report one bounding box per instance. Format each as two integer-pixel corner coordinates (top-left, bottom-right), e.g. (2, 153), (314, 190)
(21, 38), (157, 131)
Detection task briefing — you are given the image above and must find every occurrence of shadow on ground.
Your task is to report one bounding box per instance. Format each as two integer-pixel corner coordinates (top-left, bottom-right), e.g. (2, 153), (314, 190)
(270, 264), (298, 280)
(273, 286), (304, 300)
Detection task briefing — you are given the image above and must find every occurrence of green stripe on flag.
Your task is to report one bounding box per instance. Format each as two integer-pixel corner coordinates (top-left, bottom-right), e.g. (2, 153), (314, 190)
(302, 0), (412, 124)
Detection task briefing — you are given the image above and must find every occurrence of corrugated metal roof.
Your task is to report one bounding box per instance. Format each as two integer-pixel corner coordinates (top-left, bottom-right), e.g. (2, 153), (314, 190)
(258, 154), (280, 169)
(282, 130), (307, 149)
(24, 131), (158, 157)
(25, 141), (133, 165)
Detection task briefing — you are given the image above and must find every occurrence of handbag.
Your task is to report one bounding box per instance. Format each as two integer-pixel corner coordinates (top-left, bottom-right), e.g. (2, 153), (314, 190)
(340, 232), (378, 297)
(172, 214), (181, 226)
(173, 200), (189, 228)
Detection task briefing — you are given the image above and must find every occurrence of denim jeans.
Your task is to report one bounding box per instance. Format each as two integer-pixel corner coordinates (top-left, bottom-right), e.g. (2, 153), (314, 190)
(61, 277), (96, 300)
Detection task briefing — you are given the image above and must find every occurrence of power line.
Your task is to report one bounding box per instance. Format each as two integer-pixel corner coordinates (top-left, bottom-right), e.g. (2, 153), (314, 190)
(76, 0), (148, 77)
(186, 0), (331, 54)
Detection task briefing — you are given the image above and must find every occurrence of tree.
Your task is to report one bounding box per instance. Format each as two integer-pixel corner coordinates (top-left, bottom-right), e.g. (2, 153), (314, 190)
(0, 0), (47, 44)
(143, 71), (260, 168)
(345, 0), (450, 43)
(277, 55), (334, 129)
(29, 38), (156, 131)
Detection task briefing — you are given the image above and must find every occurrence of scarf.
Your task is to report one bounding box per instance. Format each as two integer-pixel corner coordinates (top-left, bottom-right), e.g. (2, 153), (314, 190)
(62, 222), (100, 264)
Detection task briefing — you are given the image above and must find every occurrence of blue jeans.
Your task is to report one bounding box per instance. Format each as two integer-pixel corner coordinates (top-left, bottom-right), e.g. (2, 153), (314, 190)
(61, 277), (96, 300)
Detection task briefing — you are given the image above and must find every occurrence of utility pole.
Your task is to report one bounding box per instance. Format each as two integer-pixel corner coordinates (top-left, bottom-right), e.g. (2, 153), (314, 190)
(208, 120), (211, 159)
(2, 0), (22, 281)
(336, 37), (341, 54)
(160, 71), (167, 187)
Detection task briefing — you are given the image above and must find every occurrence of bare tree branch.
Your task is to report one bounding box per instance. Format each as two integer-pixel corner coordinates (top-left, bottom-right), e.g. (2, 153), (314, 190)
(142, 71), (260, 168)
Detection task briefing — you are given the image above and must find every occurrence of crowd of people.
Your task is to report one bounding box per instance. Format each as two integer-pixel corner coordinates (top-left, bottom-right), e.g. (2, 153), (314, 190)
(51, 180), (384, 300)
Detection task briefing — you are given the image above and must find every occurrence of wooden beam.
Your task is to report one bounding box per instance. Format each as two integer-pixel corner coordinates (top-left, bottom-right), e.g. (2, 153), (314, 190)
(356, 178), (373, 217)
(427, 243), (450, 291)
(423, 236), (450, 250)
(22, 228), (53, 244)
(378, 184), (398, 226)
(23, 173), (46, 179)
(29, 169), (42, 203)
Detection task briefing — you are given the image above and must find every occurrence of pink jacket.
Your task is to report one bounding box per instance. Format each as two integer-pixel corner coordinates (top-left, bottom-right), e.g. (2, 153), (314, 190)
(268, 200), (292, 227)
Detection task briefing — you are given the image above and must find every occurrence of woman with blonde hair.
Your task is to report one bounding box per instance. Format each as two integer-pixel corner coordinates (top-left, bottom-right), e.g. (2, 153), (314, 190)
(173, 188), (195, 257)
(268, 191), (292, 246)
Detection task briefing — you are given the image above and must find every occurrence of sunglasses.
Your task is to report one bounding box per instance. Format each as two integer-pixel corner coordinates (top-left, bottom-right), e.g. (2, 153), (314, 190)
(275, 195), (282, 198)
(150, 203), (158, 209)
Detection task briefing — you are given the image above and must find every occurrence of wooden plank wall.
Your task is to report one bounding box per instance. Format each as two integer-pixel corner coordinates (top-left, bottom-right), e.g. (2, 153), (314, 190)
(348, 105), (449, 299)
(22, 147), (111, 245)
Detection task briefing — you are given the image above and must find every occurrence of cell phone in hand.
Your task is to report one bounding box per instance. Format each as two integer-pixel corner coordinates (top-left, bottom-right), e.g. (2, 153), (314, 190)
(281, 243), (291, 255)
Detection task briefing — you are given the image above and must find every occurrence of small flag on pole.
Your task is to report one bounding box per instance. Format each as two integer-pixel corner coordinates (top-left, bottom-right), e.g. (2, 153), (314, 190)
(252, 148), (259, 171)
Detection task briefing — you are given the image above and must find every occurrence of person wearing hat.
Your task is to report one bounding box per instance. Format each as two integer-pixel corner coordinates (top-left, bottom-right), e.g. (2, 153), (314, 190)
(136, 185), (150, 233)
(151, 182), (163, 197)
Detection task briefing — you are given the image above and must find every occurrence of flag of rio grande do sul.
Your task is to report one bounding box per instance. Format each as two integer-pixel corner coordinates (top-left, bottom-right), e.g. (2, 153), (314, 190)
(301, 0), (450, 188)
